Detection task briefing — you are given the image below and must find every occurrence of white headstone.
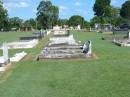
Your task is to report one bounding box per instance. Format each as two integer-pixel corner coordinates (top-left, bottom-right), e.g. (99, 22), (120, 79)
(3, 43), (9, 63)
(128, 30), (130, 39)
(90, 27), (92, 32)
(53, 25), (60, 30)
(77, 25), (81, 30)
(88, 41), (92, 55)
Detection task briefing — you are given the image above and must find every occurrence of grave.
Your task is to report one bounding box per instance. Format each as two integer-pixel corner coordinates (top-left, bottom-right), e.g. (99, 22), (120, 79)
(49, 35), (78, 46)
(20, 31), (45, 40)
(53, 25), (62, 30)
(112, 29), (130, 47)
(0, 39), (38, 49)
(0, 43), (9, 65)
(10, 51), (27, 62)
(0, 43), (9, 72)
(38, 30), (92, 60)
(0, 43), (27, 72)
(0, 43), (27, 63)
(53, 30), (69, 36)
(76, 25), (81, 30)
(99, 24), (113, 34)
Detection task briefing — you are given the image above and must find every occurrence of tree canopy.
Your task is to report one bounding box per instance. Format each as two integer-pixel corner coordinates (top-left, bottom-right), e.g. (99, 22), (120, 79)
(9, 17), (23, 29)
(93, 0), (111, 17)
(90, 16), (101, 26)
(24, 18), (36, 28)
(68, 15), (85, 28)
(57, 19), (68, 26)
(120, 1), (130, 22)
(0, 1), (8, 30)
(36, 0), (59, 29)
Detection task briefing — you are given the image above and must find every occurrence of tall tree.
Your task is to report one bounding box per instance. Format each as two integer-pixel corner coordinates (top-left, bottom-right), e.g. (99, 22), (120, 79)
(93, 0), (111, 23)
(109, 7), (120, 18)
(37, 0), (59, 29)
(50, 6), (59, 27)
(68, 15), (85, 28)
(108, 7), (127, 26)
(0, 1), (8, 30)
(104, 6), (120, 25)
(120, 1), (130, 23)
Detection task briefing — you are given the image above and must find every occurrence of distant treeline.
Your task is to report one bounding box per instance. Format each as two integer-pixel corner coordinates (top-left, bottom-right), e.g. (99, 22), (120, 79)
(0, 0), (130, 31)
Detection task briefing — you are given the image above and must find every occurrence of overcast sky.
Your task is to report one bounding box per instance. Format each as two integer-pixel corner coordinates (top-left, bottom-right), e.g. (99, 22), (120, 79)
(3, 0), (127, 21)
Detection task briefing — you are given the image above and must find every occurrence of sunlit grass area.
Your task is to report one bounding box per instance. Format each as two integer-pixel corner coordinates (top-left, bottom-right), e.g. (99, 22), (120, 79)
(0, 31), (130, 97)
(0, 32), (33, 43)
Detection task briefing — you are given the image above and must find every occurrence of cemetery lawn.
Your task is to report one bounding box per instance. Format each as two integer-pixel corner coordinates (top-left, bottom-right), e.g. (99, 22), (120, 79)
(0, 32), (32, 44)
(0, 31), (130, 97)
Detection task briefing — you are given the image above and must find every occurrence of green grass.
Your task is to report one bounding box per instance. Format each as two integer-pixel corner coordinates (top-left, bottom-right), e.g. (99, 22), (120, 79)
(0, 31), (32, 43)
(0, 31), (130, 97)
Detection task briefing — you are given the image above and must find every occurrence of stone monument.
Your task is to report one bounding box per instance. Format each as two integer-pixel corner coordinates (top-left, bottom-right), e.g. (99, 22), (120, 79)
(3, 43), (9, 64)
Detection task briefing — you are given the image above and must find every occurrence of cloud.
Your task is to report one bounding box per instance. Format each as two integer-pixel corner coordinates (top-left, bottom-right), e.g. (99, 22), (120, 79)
(17, 2), (30, 8)
(59, 6), (68, 10)
(59, 6), (69, 18)
(75, 2), (81, 6)
(59, 5), (68, 13)
(111, 0), (117, 4)
(32, 9), (37, 13)
(4, 1), (30, 9)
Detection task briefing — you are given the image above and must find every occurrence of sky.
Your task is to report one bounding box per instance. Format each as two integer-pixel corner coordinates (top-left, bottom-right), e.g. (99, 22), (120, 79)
(3, 0), (127, 21)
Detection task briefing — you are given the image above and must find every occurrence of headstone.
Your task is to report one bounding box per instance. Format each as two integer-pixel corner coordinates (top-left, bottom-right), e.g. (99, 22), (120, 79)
(83, 41), (92, 55)
(77, 25), (81, 30)
(83, 42), (89, 53)
(88, 41), (92, 55)
(53, 25), (61, 30)
(90, 27), (92, 32)
(3, 43), (9, 64)
(128, 30), (130, 39)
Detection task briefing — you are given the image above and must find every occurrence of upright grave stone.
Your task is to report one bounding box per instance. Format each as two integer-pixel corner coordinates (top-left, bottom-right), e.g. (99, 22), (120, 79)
(3, 43), (9, 64)
(128, 30), (130, 39)
(83, 41), (92, 56)
(88, 41), (92, 55)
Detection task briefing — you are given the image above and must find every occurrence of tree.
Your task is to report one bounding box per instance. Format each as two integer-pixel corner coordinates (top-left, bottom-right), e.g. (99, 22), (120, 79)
(57, 19), (68, 26)
(84, 21), (91, 28)
(9, 17), (23, 29)
(93, 0), (111, 23)
(90, 16), (101, 26)
(120, 1), (130, 23)
(68, 15), (85, 28)
(37, 0), (59, 29)
(0, 1), (8, 30)
(24, 18), (36, 29)
(50, 6), (59, 26)
(111, 17), (128, 26)
(108, 7), (127, 26)
(104, 6), (120, 25)
(109, 7), (120, 18)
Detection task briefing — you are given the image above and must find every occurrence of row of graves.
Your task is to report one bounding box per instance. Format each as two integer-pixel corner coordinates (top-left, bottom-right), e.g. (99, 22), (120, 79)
(38, 28), (92, 60)
(0, 30), (50, 72)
